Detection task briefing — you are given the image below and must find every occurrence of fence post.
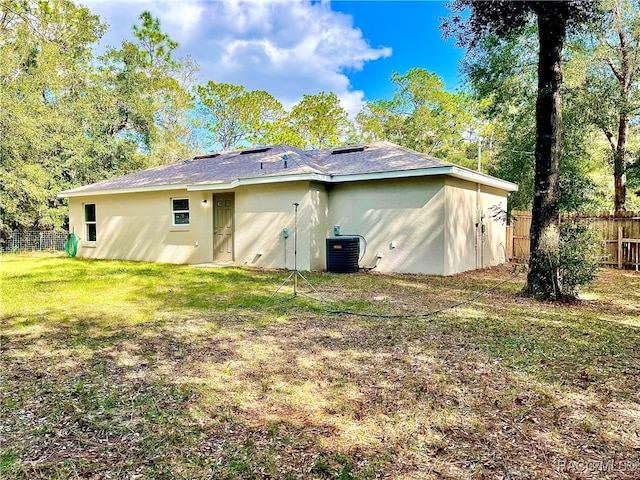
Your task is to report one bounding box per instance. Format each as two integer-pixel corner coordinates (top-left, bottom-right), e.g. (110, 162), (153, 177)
(618, 226), (623, 269)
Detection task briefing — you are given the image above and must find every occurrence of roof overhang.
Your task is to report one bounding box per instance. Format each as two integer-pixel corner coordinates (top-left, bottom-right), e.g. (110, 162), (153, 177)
(58, 183), (190, 198)
(447, 166), (518, 192)
(58, 166), (518, 198)
(189, 167), (517, 192)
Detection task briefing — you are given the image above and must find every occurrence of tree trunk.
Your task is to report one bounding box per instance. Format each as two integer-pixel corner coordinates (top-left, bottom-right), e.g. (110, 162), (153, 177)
(614, 115), (628, 213)
(523, 9), (567, 300)
(611, 0), (630, 212)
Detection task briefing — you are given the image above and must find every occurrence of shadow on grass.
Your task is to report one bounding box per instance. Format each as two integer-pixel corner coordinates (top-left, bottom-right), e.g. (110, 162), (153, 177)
(2, 257), (639, 479)
(2, 313), (394, 479)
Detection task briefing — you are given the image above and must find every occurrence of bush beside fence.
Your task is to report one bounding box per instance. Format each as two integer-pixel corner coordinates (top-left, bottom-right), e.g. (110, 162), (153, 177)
(1, 231), (68, 253)
(507, 211), (640, 270)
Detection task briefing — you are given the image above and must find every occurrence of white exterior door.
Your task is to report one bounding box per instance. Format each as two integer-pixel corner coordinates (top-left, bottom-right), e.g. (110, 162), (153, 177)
(213, 193), (234, 261)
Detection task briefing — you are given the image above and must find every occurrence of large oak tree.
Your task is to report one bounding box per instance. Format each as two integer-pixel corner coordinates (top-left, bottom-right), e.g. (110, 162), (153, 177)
(581, 0), (640, 211)
(444, 0), (602, 300)
(0, 2), (194, 236)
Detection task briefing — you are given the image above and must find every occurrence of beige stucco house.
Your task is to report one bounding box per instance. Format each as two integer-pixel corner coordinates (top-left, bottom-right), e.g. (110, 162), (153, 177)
(58, 142), (517, 275)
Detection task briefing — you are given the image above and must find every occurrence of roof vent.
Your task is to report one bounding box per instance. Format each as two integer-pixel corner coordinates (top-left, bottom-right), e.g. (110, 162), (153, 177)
(193, 153), (220, 160)
(331, 146), (366, 155)
(240, 147), (271, 155)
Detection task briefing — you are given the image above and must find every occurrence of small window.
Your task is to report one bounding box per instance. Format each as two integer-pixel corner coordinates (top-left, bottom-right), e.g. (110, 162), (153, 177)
(172, 198), (190, 226)
(84, 204), (97, 242)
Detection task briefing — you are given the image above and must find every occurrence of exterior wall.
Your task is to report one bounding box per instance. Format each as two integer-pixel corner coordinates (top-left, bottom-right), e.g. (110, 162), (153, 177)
(444, 178), (508, 275)
(67, 176), (509, 275)
(479, 185), (509, 267)
(327, 177), (446, 275)
(69, 181), (320, 269)
(308, 182), (329, 271)
(234, 181), (316, 270)
(68, 189), (213, 264)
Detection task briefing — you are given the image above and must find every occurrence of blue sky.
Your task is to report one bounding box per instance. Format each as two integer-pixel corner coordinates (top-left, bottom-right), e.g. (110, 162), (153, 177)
(82, 0), (466, 116)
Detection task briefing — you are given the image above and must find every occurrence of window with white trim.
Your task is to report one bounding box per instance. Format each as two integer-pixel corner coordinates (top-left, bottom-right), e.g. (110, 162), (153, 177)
(171, 198), (190, 226)
(84, 203), (97, 242)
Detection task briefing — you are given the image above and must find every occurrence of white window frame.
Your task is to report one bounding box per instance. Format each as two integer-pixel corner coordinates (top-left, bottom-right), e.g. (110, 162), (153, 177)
(84, 203), (97, 243)
(171, 198), (190, 227)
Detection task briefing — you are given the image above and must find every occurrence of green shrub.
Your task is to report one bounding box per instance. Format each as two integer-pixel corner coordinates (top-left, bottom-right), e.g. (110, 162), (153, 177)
(558, 220), (600, 299)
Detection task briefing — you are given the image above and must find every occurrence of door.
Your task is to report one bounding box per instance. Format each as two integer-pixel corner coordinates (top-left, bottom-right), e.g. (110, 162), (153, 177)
(213, 193), (234, 261)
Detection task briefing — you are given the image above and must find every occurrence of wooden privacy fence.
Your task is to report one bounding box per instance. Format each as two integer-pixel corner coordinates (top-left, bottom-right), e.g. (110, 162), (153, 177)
(506, 210), (640, 270)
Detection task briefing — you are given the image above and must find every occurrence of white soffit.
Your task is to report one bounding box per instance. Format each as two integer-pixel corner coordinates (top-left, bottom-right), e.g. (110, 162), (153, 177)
(187, 167), (518, 192)
(58, 184), (190, 198)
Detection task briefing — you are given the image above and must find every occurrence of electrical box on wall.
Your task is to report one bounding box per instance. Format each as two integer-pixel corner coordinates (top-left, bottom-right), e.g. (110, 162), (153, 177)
(282, 228), (289, 238)
(333, 225), (340, 236)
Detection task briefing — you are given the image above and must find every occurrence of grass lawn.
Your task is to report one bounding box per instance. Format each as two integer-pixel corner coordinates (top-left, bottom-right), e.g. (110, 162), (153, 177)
(1, 253), (639, 479)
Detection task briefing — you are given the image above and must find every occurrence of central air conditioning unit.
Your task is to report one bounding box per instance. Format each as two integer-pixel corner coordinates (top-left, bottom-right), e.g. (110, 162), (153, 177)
(326, 236), (360, 273)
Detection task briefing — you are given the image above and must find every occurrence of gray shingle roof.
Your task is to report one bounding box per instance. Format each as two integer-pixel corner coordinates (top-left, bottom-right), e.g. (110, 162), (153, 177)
(308, 142), (453, 176)
(59, 142), (515, 196)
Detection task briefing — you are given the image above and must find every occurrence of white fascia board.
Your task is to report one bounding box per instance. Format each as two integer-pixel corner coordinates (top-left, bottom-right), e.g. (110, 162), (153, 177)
(57, 183), (189, 198)
(448, 166), (519, 192)
(58, 167), (518, 198)
(325, 167), (518, 191)
(188, 168), (518, 191)
(187, 180), (241, 191)
(328, 167), (452, 184)
(187, 174), (327, 191)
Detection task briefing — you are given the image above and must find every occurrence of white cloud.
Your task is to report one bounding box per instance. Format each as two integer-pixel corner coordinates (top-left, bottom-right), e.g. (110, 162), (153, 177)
(82, 0), (391, 116)
(159, 2), (205, 37)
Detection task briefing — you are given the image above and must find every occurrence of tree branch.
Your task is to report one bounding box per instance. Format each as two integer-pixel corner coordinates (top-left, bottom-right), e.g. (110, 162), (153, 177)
(603, 129), (617, 153)
(603, 55), (624, 83)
